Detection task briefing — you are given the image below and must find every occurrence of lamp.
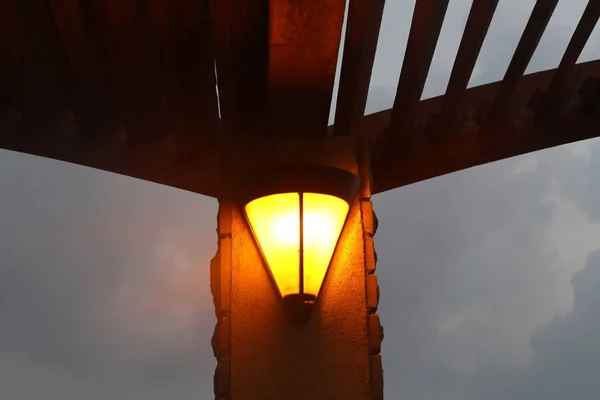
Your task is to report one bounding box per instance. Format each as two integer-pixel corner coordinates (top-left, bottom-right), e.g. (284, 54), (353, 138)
(241, 164), (359, 325)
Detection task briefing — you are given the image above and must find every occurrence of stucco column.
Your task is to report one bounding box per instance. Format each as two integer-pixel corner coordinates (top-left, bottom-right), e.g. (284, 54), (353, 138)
(210, 137), (383, 400)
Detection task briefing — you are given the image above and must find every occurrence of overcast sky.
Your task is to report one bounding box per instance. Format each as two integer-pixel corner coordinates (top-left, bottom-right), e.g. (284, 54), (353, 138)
(1, 0), (600, 399)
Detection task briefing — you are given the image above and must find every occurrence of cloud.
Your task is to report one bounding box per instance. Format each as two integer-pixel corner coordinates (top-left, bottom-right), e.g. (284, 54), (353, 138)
(374, 138), (600, 399)
(0, 150), (218, 398)
(462, 247), (600, 400)
(519, 249), (600, 399)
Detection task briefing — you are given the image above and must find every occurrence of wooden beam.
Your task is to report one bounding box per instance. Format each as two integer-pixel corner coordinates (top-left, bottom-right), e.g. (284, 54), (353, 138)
(386, 0), (449, 150)
(0, 0), (70, 132)
(545, 0), (600, 109)
(0, 54), (11, 109)
(210, 0), (269, 136)
(437, 0), (498, 131)
(155, 0), (220, 159)
(332, 0), (386, 137)
(0, 125), (221, 198)
(84, 0), (169, 143)
(486, 0), (558, 124)
(268, 0), (347, 137)
(0, 0), (29, 109)
(373, 107), (600, 194)
(49, 0), (118, 137)
(370, 60), (600, 194)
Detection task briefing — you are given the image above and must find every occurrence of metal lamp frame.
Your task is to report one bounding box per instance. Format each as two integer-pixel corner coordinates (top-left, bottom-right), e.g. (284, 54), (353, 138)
(239, 164), (359, 325)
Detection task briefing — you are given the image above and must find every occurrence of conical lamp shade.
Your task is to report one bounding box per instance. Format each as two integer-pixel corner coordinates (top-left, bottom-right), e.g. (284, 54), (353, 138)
(244, 192), (350, 298)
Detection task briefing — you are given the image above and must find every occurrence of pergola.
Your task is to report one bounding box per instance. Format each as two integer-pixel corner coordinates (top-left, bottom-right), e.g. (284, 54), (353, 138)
(2, 0), (599, 197)
(1, 1), (599, 399)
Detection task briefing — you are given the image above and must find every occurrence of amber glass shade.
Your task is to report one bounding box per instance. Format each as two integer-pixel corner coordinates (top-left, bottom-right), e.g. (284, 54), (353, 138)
(244, 192), (349, 298)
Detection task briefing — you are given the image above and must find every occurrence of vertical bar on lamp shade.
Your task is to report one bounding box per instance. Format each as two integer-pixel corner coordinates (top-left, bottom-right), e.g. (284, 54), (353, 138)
(299, 192), (304, 297)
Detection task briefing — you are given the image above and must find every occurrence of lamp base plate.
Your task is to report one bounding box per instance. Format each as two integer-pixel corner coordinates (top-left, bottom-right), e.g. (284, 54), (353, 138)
(282, 294), (316, 326)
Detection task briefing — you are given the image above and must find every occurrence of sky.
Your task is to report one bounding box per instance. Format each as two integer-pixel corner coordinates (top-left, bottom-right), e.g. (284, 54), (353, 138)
(1, 0), (600, 399)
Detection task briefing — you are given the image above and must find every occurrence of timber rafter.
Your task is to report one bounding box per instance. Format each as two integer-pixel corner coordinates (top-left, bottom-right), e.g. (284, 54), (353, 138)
(0, 0), (599, 197)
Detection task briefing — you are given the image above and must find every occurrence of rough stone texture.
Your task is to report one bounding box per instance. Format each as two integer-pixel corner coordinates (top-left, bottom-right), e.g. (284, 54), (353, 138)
(368, 314), (383, 354)
(362, 197), (384, 399)
(359, 135), (384, 398)
(211, 204), (233, 400)
(369, 355), (384, 400)
(362, 201), (378, 274)
(366, 274), (380, 312)
(365, 236), (377, 274)
(361, 201), (376, 235)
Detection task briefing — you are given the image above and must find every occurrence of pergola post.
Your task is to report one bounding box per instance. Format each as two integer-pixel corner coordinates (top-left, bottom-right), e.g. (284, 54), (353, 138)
(210, 137), (383, 400)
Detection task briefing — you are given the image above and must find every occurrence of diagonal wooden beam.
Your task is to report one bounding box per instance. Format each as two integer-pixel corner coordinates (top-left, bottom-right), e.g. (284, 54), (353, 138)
(387, 0), (449, 150)
(437, 0), (498, 130)
(370, 60), (600, 194)
(373, 108), (600, 194)
(486, 0), (559, 124)
(332, 0), (386, 138)
(210, 0), (269, 136)
(1, 133), (221, 198)
(268, 0), (347, 137)
(545, 0), (600, 109)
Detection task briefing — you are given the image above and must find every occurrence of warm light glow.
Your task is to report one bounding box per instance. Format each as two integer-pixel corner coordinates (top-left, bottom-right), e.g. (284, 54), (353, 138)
(244, 192), (349, 298)
(245, 193), (300, 296)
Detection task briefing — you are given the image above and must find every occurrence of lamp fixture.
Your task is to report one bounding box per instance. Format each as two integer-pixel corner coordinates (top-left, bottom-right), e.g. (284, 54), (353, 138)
(241, 164), (359, 325)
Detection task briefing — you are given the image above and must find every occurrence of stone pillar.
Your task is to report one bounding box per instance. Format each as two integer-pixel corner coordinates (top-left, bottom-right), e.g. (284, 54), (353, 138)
(211, 137), (383, 400)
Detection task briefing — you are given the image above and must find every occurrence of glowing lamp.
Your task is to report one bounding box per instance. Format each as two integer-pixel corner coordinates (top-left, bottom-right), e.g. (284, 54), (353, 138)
(241, 165), (358, 324)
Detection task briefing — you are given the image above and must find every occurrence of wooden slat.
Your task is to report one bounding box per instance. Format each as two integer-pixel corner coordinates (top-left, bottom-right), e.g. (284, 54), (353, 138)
(163, 0), (219, 136)
(0, 54), (11, 109)
(387, 0), (449, 149)
(49, 0), (118, 136)
(437, 0), (498, 130)
(268, 0), (347, 137)
(210, 0), (269, 136)
(486, 0), (559, 124)
(0, 0), (29, 110)
(332, 0), (386, 137)
(545, 0), (600, 108)
(153, 0), (220, 159)
(0, 0), (70, 133)
(88, 0), (168, 142)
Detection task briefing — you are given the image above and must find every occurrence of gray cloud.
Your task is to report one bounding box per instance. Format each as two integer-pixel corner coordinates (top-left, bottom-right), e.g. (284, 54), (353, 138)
(518, 249), (600, 399)
(462, 247), (600, 400)
(375, 138), (600, 399)
(0, 150), (218, 398)
(558, 142), (600, 222)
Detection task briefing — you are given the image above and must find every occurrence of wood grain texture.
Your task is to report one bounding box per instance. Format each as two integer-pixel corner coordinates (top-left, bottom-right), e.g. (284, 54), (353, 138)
(370, 60), (600, 194)
(211, 0), (269, 136)
(333, 0), (386, 138)
(437, 0), (498, 131)
(486, 0), (559, 124)
(386, 0), (449, 149)
(268, 0), (347, 137)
